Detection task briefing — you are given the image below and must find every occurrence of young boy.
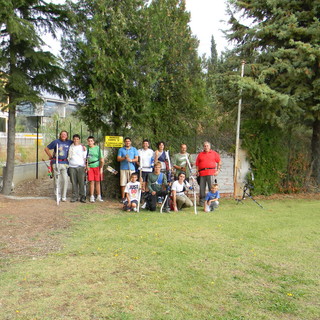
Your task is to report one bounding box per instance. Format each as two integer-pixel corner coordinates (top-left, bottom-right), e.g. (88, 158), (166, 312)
(86, 136), (104, 203)
(123, 173), (140, 212)
(204, 184), (220, 212)
(147, 161), (168, 211)
(68, 134), (87, 203)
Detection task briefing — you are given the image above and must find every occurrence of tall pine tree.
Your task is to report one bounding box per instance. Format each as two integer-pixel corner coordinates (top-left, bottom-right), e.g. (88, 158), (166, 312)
(0, 0), (70, 194)
(143, 0), (206, 143)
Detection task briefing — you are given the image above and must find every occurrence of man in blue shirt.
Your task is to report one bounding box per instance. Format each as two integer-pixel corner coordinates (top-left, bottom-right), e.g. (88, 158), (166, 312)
(44, 130), (73, 202)
(117, 137), (139, 201)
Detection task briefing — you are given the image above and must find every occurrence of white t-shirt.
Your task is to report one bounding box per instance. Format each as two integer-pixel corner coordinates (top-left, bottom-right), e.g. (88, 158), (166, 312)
(124, 181), (140, 201)
(68, 144), (86, 167)
(171, 180), (190, 197)
(138, 148), (154, 172)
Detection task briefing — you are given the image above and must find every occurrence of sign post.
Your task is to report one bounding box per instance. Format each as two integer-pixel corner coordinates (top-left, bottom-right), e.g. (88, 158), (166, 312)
(104, 136), (123, 148)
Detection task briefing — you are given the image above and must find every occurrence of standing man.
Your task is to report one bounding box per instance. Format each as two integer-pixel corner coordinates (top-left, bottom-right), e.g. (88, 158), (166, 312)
(86, 136), (104, 203)
(173, 143), (192, 181)
(68, 134), (87, 203)
(195, 141), (222, 206)
(138, 139), (154, 192)
(117, 137), (139, 202)
(44, 130), (73, 202)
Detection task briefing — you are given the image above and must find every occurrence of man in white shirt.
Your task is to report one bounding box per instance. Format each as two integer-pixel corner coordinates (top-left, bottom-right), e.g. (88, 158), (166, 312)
(68, 134), (87, 203)
(138, 139), (154, 192)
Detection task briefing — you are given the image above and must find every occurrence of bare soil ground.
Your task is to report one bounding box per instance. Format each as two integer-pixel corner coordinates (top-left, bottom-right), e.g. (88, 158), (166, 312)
(0, 177), (119, 263)
(1, 176), (319, 263)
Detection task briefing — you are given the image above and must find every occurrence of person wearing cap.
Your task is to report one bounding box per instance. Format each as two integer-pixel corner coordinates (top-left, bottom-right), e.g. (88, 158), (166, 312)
(44, 130), (73, 202)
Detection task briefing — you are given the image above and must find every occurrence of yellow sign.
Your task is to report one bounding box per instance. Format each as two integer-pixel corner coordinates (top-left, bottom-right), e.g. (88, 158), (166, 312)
(105, 136), (124, 148)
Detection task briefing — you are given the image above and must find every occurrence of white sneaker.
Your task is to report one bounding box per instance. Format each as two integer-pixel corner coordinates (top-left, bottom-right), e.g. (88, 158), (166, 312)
(133, 207), (137, 212)
(61, 198), (67, 202)
(90, 195), (95, 203)
(96, 195), (104, 202)
(141, 202), (147, 209)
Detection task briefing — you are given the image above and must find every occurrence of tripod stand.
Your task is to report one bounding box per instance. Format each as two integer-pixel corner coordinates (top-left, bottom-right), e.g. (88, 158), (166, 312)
(236, 183), (264, 209)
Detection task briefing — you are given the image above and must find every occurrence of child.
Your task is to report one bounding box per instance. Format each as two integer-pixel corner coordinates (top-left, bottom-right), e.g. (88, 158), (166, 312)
(86, 136), (104, 203)
(68, 134), (87, 203)
(204, 184), (220, 212)
(123, 173), (141, 212)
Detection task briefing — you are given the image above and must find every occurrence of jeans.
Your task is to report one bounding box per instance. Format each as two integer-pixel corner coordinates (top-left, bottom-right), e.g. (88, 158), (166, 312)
(53, 163), (69, 199)
(205, 200), (219, 212)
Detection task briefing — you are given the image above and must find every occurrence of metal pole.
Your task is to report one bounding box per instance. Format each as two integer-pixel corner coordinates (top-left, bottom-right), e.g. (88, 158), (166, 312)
(36, 116), (39, 179)
(56, 120), (59, 139)
(234, 60), (245, 198)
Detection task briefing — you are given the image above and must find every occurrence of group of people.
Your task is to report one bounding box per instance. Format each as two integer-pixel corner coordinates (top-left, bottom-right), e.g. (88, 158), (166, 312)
(116, 137), (222, 212)
(44, 131), (104, 203)
(45, 132), (222, 212)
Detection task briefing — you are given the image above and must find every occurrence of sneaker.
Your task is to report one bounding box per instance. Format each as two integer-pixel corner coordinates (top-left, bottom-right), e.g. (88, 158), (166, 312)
(96, 195), (104, 202)
(61, 198), (67, 202)
(70, 197), (78, 203)
(141, 202), (147, 209)
(90, 195), (95, 203)
(133, 207), (137, 212)
(80, 196), (86, 203)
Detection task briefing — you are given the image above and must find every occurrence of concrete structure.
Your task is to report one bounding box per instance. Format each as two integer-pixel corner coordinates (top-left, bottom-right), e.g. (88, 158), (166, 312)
(234, 149), (250, 198)
(0, 96), (77, 147)
(1, 162), (48, 189)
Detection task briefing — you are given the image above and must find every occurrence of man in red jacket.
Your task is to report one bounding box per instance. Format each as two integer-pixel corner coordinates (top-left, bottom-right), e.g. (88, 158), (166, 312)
(195, 141), (222, 206)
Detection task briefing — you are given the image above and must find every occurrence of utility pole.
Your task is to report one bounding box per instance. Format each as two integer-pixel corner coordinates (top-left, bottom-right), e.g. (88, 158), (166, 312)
(234, 60), (245, 198)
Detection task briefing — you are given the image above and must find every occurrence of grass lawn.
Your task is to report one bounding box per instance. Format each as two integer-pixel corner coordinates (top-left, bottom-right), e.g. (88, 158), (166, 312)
(0, 199), (319, 320)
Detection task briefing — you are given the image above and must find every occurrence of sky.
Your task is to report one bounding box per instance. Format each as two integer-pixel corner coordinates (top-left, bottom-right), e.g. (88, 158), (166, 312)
(185, 0), (231, 56)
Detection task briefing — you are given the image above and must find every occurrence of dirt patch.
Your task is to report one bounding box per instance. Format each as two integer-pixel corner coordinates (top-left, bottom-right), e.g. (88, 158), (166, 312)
(0, 177), (120, 263)
(0, 196), (72, 261)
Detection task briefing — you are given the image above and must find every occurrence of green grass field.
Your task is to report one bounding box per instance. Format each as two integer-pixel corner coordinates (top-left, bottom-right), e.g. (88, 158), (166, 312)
(0, 199), (319, 320)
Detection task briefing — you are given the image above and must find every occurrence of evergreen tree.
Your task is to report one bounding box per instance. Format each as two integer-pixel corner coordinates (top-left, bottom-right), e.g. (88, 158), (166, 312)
(227, 0), (320, 185)
(62, 0), (148, 135)
(0, 0), (69, 195)
(62, 0), (207, 148)
(208, 35), (218, 74)
(142, 0), (206, 144)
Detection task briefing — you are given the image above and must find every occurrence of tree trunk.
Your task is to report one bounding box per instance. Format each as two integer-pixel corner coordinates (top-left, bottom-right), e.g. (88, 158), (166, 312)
(2, 105), (16, 195)
(311, 118), (320, 185)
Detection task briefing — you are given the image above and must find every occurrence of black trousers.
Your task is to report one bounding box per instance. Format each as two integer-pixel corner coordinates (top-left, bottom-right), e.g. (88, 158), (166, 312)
(148, 190), (169, 211)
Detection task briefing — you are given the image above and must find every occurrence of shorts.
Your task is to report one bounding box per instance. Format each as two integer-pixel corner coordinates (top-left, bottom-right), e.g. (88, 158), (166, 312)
(123, 199), (138, 210)
(87, 167), (103, 181)
(120, 170), (135, 186)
